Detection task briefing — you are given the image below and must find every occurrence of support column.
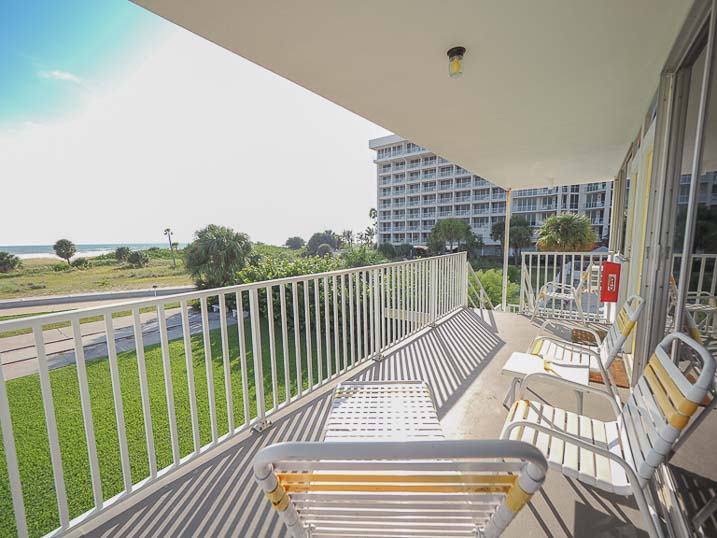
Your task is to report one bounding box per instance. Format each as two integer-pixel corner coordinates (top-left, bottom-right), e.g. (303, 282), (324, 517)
(502, 188), (512, 311)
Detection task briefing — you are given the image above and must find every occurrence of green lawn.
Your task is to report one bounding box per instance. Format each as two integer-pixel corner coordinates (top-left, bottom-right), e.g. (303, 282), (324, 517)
(0, 317), (346, 537)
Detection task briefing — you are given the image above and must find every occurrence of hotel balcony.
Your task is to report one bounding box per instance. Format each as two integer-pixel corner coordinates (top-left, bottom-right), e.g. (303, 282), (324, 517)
(6, 2), (717, 537)
(1, 254), (716, 538)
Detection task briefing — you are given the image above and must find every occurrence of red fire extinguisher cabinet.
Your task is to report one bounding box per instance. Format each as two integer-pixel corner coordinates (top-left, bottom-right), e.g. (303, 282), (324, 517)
(600, 261), (621, 303)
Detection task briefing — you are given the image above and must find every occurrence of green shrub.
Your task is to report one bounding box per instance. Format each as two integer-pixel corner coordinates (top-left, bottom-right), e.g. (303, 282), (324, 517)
(114, 246), (131, 262)
(377, 243), (396, 259)
(236, 256), (343, 285)
(395, 243), (414, 259)
(472, 268), (520, 308)
(236, 255), (344, 323)
(341, 246), (386, 268)
(316, 243), (333, 257)
(127, 250), (150, 268)
(71, 257), (90, 269)
(0, 251), (22, 273)
(285, 236), (305, 250)
(306, 231), (338, 255)
(53, 263), (72, 272)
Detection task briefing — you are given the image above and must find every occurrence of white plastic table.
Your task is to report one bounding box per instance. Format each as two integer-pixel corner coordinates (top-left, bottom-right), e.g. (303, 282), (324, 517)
(502, 352), (590, 412)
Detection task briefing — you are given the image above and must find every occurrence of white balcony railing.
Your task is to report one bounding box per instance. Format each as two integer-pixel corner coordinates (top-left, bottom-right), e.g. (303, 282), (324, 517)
(0, 254), (468, 538)
(519, 251), (610, 321)
(672, 253), (717, 297)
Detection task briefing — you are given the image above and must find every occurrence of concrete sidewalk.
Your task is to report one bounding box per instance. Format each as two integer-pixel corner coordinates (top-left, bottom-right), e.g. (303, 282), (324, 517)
(0, 307), (237, 380)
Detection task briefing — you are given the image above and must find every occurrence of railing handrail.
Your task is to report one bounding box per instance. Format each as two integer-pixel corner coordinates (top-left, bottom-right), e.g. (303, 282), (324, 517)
(0, 251), (469, 538)
(522, 250), (609, 257)
(0, 254), (465, 333)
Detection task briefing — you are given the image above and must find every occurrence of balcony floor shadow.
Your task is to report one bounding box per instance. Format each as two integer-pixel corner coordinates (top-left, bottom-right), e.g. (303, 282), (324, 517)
(80, 310), (649, 538)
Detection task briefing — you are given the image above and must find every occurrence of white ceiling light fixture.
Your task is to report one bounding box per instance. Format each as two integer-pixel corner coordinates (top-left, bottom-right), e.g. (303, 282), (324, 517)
(447, 46), (466, 78)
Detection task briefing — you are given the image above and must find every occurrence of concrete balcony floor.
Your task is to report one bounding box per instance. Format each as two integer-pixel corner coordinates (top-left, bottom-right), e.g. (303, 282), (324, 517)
(69, 310), (715, 538)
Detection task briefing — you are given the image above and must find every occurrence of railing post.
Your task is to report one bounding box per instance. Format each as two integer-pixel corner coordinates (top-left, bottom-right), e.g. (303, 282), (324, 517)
(249, 287), (270, 432)
(0, 354), (28, 538)
(462, 253), (469, 307)
(519, 252), (526, 313)
(430, 257), (438, 324)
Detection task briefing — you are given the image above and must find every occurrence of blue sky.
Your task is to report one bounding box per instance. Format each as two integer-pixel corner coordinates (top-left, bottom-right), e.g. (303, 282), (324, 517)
(0, 1), (387, 245)
(0, 1), (164, 125)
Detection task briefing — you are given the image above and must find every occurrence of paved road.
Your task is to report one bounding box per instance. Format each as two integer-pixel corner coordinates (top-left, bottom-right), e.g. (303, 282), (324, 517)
(0, 286), (195, 311)
(0, 308), (238, 380)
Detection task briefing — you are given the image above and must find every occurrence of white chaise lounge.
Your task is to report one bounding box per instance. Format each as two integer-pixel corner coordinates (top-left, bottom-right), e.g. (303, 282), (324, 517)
(254, 380), (549, 537)
(501, 331), (716, 538)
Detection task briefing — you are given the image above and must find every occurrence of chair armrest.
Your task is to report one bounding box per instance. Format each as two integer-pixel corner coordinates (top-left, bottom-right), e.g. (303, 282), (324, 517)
(548, 282), (577, 293)
(519, 372), (621, 417)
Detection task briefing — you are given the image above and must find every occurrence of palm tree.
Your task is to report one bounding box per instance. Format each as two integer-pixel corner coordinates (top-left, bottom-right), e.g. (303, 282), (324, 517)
(341, 230), (354, 247)
(364, 226), (376, 247)
(536, 213), (597, 252)
(369, 208), (378, 225)
(164, 228), (176, 267)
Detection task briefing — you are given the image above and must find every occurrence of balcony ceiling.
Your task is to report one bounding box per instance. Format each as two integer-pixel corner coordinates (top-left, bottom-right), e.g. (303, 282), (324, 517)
(133, 0), (692, 188)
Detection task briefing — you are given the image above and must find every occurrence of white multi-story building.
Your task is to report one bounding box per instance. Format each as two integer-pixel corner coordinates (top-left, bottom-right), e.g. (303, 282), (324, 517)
(370, 134), (612, 251)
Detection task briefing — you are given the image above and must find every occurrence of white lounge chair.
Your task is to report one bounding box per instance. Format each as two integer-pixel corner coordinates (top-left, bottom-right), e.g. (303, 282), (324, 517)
(668, 275), (717, 339)
(254, 380), (549, 537)
(323, 380), (444, 441)
(530, 263), (600, 322)
(503, 294), (645, 409)
(501, 331), (716, 538)
(254, 440), (547, 538)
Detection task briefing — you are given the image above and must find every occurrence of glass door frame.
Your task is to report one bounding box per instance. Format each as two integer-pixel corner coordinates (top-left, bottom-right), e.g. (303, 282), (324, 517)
(634, 0), (716, 382)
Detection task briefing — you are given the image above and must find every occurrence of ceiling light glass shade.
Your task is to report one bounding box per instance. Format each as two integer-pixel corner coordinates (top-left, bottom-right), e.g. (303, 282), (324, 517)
(447, 46), (466, 78)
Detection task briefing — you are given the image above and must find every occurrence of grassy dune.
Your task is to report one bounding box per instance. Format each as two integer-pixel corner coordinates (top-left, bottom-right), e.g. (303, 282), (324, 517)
(0, 257), (191, 299)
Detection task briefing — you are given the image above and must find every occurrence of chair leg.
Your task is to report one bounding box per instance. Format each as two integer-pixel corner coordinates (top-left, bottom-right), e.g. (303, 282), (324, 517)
(575, 390), (584, 415)
(503, 378), (520, 408)
(575, 295), (585, 323)
(631, 482), (663, 538)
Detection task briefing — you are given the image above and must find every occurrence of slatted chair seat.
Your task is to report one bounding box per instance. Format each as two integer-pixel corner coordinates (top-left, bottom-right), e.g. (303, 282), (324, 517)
(501, 332), (716, 538)
(531, 294), (644, 375)
(529, 338), (598, 368)
(324, 381), (444, 441)
(502, 295), (645, 410)
(504, 399), (631, 494)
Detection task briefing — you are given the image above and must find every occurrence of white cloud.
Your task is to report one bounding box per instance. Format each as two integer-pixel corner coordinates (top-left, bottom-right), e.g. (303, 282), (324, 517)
(37, 69), (83, 84)
(2, 30), (388, 246)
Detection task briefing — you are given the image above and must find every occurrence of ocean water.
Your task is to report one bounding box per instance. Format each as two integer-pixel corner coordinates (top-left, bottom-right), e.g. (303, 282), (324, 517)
(0, 243), (184, 260)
